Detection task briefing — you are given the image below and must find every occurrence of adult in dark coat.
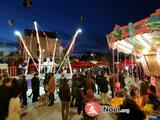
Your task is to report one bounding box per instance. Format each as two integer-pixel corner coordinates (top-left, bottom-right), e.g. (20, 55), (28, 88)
(20, 75), (28, 106)
(99, 75), (108, 105)
(71, 74), (79, 107)
(31, 73), (40, 102)
(0, 77), (12, 120)
(96, 71), (102, 95)
(83, 75), (95, 95)
(59, 78), (71, 120)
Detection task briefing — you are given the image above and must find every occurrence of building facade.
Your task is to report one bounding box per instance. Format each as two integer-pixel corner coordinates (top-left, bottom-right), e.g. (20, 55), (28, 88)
(19, 29), (63, 63)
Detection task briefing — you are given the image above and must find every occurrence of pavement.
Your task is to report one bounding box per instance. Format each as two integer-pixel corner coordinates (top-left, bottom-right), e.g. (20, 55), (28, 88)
(21, 87), (117, 120)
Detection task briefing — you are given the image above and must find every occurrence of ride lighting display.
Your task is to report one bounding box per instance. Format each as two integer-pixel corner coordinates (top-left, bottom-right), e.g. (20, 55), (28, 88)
(135, 35), (151, 50)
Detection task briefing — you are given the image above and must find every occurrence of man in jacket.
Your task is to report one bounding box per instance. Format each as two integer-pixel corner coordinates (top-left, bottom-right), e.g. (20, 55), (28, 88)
(47, 73), (56, 106)
(31, 73), (40, 102)
(59, 78), (71, 120)
(99, 75), (108, 105)
(20, 75), (28, 106)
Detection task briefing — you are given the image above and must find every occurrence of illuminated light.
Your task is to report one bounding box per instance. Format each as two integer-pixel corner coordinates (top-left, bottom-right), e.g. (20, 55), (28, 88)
(116, 42), (132, 54)
(33, 20), (37, 25)
(55, 38), (58, 41)
(142, 49), (149, 55)
(14, 31), (38, 71)
(156, 49), (160, 55)
(67, 56), (73, 77)
(135, 35), (151, 50)
(125, 66), (129, 70)
(156, 54), (160, 63)
(142, 33), (152, 40)
(118, 40), (134, 49)
(113, 42), (117, 49)
(14, 30), (21, 36)
(34, 21), (42, 74)
(77, 28), (82, 33)
(56, 28), (82, 74)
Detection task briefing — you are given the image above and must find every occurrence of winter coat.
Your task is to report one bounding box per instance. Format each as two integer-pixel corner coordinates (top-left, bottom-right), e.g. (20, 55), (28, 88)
(60, 77), (67, 86)
(71, 79), (79, 96)
(31, 76), (40, 91)
(83, 78), (95, 95)
(0, 85), (10, 119)
(100, 77), (108, 93)
(47, 76), (56, 93)
(59, 82), (71, 101)
(96, 75), (102, 84)
(20, 79), (28, 92)
(7, 97), (21, 120)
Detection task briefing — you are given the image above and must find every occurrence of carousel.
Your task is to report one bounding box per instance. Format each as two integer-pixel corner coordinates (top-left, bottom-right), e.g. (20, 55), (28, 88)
(108, 9), (160, 81)
(108, 9), (160, 118)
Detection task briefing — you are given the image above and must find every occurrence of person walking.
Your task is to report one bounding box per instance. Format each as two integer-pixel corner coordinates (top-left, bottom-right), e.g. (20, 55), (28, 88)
(99, 74), (109, 105)
(59, 78), (71, 120)
(0, 77), (12, 120)
(71, 74), (79, 107)
(31, 73), (40, 102)
(60, 74), (67, 86)
(47, 73), (56, 106)
(83, 74), (95, 95)
(96, 71), (102, 95)
(20, 75), (28, 107)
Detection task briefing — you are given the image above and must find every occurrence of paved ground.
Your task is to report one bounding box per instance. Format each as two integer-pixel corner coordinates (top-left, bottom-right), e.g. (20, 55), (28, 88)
(21, 87), (117, 120)
(22, 101), (117, 120)
(21, 76), (145, 120)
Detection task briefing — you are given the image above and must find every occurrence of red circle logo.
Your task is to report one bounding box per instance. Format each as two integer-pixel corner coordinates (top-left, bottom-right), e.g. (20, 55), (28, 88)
(85, 102), (101, 117)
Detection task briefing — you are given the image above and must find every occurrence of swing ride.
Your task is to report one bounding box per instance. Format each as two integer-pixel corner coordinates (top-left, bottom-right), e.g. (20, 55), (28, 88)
(15, 20), (82, 79)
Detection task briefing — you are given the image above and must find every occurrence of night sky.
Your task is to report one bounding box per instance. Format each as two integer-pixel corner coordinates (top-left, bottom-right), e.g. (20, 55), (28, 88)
(0, 0), (160, 54)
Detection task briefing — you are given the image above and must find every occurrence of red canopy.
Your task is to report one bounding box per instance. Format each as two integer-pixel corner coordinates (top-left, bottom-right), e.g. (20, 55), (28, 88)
(94, 61), (110, 67)
(71, 61), (94, 68)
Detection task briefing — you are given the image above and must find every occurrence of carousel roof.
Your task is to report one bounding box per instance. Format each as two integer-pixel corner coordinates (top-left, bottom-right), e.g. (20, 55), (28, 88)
(108, 9), (160, 55)
(108, 9), (160, 76)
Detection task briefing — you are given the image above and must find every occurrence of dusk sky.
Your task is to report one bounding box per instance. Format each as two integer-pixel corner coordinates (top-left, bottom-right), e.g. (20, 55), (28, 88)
(0, 0), (160, 54)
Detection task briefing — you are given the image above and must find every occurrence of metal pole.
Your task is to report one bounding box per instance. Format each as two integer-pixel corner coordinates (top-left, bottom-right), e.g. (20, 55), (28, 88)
(56, 29), (81, 74)
(112, 48), (115, 97)
(34, 21), (42, 76)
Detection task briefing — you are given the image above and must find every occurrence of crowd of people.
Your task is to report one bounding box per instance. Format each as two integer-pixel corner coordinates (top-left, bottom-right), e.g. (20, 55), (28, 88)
(0, 68), (160, 120)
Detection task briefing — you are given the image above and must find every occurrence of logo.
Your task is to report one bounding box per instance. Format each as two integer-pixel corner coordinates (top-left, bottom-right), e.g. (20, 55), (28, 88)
(102, 105), (130, 114)
(85, 102), (101, 117)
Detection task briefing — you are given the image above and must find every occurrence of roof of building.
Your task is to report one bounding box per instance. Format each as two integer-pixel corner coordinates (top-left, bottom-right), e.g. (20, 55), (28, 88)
(24, 29), (57, 38)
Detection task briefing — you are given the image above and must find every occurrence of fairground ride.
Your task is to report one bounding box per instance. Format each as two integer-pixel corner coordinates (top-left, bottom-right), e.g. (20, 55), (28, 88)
(108, 9), (160, 78)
